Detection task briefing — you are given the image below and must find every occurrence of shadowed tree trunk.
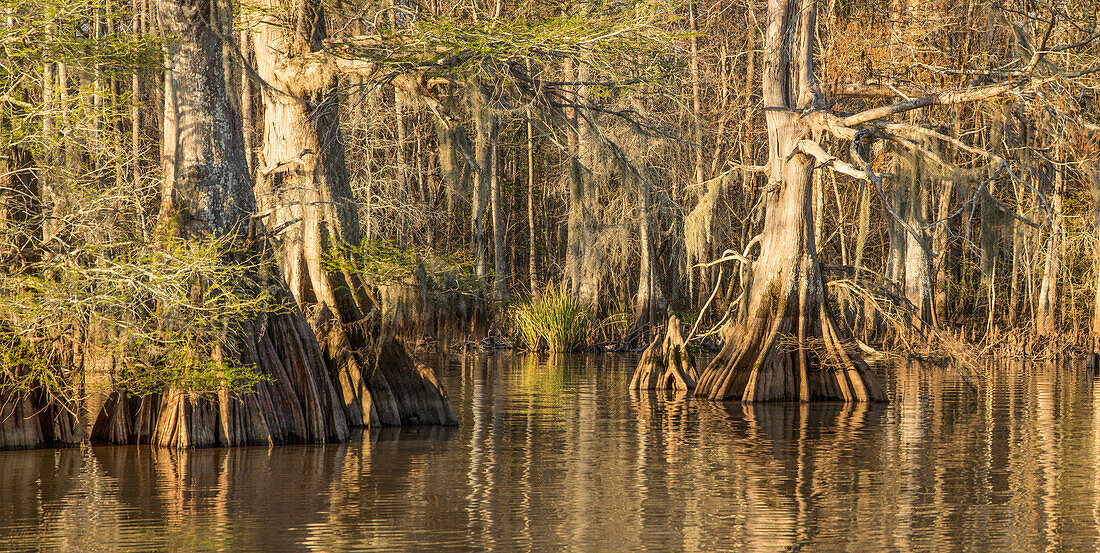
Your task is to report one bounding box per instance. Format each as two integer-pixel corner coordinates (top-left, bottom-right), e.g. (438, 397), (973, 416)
(470, 87), (491, 292)
(0, 119), (40, 265)
(563, 60), (601, 309)
(629, 168), (665, 343)
(693, 0), (886, 402)
(1036, 155), (1063, 339)
(977, 112), (1003, 325)
(473, 85), (508, 302)
(249, 0), (456, 427)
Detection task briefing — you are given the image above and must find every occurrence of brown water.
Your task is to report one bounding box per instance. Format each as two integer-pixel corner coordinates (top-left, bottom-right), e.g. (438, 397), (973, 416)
(1, 354), (1097, 552)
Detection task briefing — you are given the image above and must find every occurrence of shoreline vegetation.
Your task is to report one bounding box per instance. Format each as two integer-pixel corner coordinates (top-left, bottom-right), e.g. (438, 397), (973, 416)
(3, 0), (1099, 450)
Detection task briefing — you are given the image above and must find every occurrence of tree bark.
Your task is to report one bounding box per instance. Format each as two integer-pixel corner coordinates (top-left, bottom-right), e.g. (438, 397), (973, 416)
(689, 1), (705, 193)
(526, 101), (538, 295)
(629, 166), (665, 342)
(563, 61), (601, 309)
(933, 178), (954, 325)
(240, 30), (254, 174)
(90, 0), (352, 448)
(900, 146), (935, 327)
(249, 0), (456, 426)
(131, 0), (143, 188)
(1090, 169), (1100, 351)
(694, 0), (886, 403)
(488, 100), (508, 301)
(852, 179), (873, 336)
(1036, 157), (1063, 339)
(630, 316), (696, 391)
(977, 112), (1003, 324)
(471, 87), (491, 291)
(885, 162), (907, 299)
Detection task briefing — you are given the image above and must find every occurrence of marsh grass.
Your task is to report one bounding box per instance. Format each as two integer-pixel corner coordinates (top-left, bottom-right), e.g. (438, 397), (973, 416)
(511, 288), (593, 352)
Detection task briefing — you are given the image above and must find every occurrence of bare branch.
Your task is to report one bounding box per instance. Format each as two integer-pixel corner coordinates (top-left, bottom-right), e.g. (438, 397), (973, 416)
(839, 82), (1020, 127)
(796, 140), (868, 181)
(824, 80), (923, 99)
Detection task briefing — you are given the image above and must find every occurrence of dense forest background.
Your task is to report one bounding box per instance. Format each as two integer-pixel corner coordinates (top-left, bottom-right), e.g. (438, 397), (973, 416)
(1, 0), (1099, 445)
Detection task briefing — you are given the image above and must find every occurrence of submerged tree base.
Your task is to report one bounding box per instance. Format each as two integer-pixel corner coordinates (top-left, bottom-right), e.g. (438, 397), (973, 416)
(81, 317), (456, 449)
(85, 290), (350, 448)
(367, 337), (458, 426)
(310, 301), (457, 428)
(695, 302), (888, 403)
(629, 315), (697, 391)
(0, 393), (82, 450)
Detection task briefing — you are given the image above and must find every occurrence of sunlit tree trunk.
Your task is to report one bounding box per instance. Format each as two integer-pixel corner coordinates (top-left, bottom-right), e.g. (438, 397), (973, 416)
(249, 0), (456, 426)
(130, 0), (143, 187)
(689, 1), (704, 191)
(240, 30), (253, 174)
(689, 0), (706, 309)
(933, 178), (954, 324)
(526, 102), (538, 295)
(694, 0), (886, 402)
(1090, 169), (1100, 351)
(900, 146), (935, 327)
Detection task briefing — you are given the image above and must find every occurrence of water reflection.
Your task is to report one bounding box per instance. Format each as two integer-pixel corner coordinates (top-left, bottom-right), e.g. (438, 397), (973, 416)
(2, 356), (1099, 552)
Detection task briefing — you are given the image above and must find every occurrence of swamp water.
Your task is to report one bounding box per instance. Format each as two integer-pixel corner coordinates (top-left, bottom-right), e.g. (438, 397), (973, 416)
(1, 353), (1098, 552)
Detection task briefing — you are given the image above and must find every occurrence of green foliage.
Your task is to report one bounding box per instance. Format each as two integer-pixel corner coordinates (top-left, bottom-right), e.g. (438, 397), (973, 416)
(325, 239), (482, 300)
(2, 0), (161, 70)
(511, 287), (593, 352)
(1, 0), (162, 153)
(325, 0), (685, 90)
(590, 299), (631, 343)
(0, 0), (268, 403)
(0, 235), (278, 400)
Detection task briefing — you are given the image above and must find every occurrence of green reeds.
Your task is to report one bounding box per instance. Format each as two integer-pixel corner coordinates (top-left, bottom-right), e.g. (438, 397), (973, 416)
(511, 288), (593, 352)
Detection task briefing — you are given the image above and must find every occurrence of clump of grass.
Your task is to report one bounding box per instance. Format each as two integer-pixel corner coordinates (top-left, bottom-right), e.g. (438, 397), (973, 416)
(511, 288), (593, 352)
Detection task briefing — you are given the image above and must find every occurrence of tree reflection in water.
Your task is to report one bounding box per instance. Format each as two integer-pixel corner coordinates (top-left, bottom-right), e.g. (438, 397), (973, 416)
(2, 356), (1100, 552)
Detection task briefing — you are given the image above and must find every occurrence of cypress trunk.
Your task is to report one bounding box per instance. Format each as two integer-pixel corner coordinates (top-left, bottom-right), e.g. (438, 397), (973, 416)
(693, 0), (885, 403)
(90, 0), (352, 447)
(249, 0), (455, 426)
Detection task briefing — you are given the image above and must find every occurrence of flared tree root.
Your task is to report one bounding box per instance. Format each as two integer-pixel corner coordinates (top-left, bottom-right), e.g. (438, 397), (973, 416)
(89, 294), (350, 448)
(629, 315), (698, 391)
(368, 337), (458, 426)
(0, 392), (82, 450)
(78, 310), (456, 449)
(310, 302), (457, 428)
(695, 303), (887, 403)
